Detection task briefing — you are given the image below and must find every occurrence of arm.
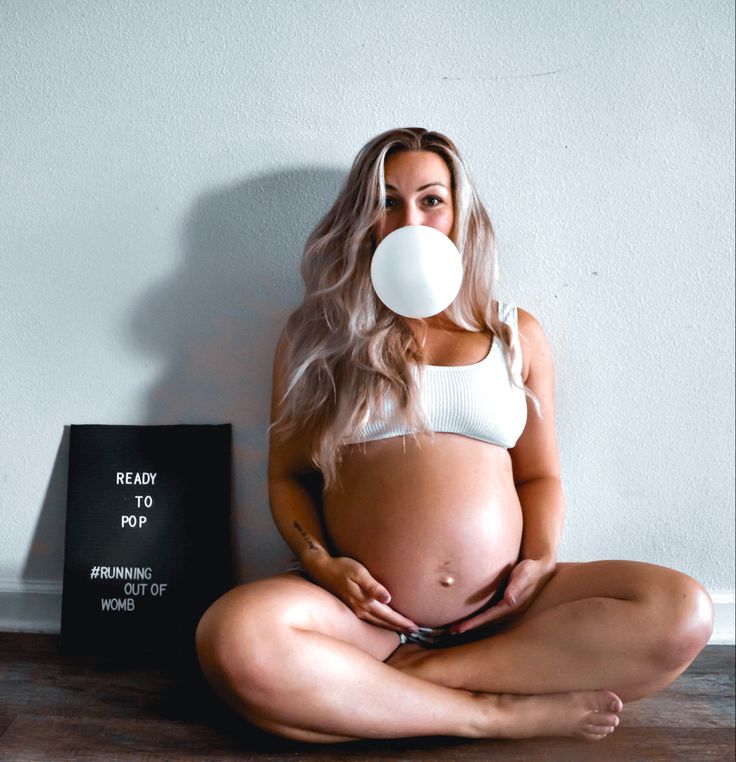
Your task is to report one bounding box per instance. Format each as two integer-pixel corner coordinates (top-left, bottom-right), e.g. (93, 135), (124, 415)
(514, 477), (564, 567)
(268, 330), (418, 632)
(268, 336), (332, 568)
(268, 333), (331, 567)
(511, 307), (565, 568)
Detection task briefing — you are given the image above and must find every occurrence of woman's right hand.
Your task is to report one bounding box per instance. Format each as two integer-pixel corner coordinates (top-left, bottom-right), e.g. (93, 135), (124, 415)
(305, 554), (419, 633)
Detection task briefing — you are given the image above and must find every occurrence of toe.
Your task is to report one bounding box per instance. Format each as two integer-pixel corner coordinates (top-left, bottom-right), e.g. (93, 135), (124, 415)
(590, 711), (619, 728)
(596, 690), (623, 713)
(583, 724), (616, 741)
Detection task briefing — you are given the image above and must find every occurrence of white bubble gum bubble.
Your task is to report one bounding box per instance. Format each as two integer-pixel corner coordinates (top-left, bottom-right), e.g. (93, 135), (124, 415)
(370, 225), (463, 318)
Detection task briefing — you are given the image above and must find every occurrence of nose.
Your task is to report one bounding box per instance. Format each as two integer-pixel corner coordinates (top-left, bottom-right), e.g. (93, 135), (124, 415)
(400, 205), (424, 228)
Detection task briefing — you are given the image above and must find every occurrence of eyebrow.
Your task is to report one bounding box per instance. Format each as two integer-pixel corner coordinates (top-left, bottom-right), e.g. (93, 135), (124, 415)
(384, 182), (448, 191)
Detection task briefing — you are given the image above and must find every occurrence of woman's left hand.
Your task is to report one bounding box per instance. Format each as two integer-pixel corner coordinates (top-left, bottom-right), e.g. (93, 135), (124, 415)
(450, 557), (556, 635)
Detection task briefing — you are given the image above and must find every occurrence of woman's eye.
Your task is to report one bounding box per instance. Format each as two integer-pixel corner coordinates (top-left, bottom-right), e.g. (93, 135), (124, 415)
(384, 197), (396, 209)
(424, 196), (442, 207)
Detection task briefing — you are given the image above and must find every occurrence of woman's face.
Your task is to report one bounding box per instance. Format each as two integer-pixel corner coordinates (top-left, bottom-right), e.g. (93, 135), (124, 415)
(375, 150), (455, 243)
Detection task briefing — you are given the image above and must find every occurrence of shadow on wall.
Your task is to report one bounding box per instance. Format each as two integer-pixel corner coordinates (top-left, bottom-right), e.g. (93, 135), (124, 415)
(24, 167), (346, 586)
(23, 428), (72, 583)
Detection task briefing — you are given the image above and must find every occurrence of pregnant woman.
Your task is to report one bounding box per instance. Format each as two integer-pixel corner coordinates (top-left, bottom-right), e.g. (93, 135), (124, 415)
(196, 127), (714, 743)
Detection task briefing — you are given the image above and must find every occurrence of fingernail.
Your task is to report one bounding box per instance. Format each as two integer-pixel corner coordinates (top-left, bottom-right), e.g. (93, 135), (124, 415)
(610, 701), (620, 712)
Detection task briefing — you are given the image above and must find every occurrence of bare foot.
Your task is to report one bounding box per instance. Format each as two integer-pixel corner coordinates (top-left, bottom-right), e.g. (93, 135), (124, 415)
(473, 689), (623, 741)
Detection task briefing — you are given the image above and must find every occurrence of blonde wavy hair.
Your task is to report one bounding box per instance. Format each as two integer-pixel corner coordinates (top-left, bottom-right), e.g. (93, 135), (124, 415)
(271, 127), (539, 487)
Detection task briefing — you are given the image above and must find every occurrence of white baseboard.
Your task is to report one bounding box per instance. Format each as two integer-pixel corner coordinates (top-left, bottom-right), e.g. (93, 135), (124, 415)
(710, 592), (735, 645)
(0, 580), (733, 644)
(0, 579), (62, 634)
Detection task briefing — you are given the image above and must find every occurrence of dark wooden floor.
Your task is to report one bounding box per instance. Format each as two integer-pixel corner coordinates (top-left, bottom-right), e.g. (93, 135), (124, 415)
(0, 634), (733, 761)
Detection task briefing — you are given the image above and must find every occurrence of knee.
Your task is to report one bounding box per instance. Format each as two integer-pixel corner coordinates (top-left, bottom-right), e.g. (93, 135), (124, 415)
(195, 586), (291, 708)
(647, 570), (714, 672)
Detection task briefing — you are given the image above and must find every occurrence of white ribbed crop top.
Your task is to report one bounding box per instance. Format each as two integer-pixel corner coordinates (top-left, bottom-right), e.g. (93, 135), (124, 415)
(344, 302), (528, 448)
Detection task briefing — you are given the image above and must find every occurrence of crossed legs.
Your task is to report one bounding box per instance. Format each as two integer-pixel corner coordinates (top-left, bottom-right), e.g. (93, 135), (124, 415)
(386, 561), (714, 702)
(195, 561), (713, 743)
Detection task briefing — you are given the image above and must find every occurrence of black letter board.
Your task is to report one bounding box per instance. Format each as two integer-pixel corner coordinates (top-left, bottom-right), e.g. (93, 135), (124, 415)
(61, 424), (232, 661)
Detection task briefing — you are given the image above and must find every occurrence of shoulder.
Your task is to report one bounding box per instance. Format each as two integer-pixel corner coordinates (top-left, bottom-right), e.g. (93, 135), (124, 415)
(272, 326), (288, 366)
(513, 306), (553, 385)
(271, 325), (295, 394)
(516, 306), (544, 338)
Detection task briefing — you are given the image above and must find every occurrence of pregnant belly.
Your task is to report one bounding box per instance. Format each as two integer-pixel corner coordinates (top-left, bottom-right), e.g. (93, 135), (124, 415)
(323, 434), (523, 627)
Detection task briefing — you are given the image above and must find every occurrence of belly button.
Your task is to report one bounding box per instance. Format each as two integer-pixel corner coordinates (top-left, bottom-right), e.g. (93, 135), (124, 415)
(439, 575), (455, 588)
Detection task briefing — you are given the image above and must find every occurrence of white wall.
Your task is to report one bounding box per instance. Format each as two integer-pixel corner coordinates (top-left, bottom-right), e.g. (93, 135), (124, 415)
(1, 1), (733, 640)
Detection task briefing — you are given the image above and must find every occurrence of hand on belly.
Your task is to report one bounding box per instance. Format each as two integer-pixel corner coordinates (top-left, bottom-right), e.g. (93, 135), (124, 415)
(324, 433), (523, 627)
(325, 497), (523, 626)
(366, 548), (517, 627)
